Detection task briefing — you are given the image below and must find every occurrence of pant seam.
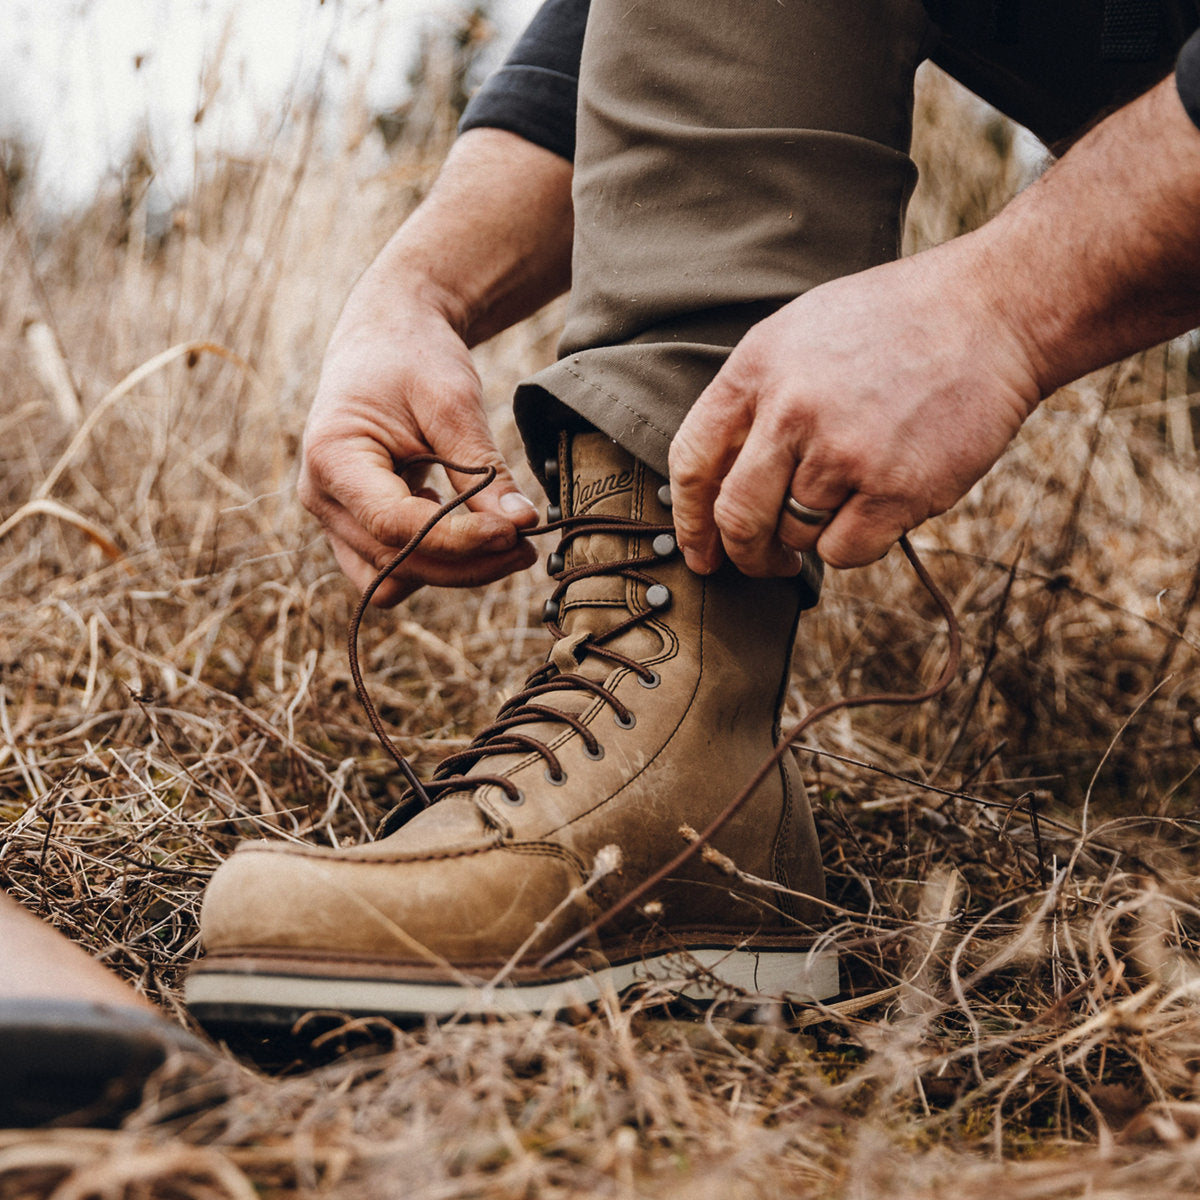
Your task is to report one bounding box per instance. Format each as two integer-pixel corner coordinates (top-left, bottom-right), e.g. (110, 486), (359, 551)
(560, 362), (675, 445)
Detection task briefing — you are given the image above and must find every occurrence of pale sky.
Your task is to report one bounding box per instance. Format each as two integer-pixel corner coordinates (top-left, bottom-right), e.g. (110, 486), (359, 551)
(1, 0), (541, 211)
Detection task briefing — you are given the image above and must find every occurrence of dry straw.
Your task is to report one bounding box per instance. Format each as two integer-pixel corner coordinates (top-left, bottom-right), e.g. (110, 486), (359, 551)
(2, 32), (1200, 1200)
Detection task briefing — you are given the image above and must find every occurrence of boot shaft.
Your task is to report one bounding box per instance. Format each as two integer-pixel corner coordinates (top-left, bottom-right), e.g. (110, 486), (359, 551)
(544, 431), (820, 733)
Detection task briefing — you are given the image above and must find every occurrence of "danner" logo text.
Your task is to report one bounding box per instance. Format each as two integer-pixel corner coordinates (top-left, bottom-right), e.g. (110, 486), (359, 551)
(573, 469), (634, 513)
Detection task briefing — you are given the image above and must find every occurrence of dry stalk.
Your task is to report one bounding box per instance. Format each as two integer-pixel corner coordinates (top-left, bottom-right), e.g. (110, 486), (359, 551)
(3, 35), (1200, 1200)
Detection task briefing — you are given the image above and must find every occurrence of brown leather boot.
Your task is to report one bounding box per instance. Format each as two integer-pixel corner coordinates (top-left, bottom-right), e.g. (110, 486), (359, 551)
(186, 433), (835, 1025)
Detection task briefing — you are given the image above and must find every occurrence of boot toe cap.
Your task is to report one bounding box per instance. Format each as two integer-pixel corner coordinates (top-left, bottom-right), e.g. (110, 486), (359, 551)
(198, 839), (592, 966)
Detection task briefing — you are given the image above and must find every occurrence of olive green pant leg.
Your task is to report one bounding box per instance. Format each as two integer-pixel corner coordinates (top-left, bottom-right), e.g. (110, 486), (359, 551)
(516, 0), (934, 476)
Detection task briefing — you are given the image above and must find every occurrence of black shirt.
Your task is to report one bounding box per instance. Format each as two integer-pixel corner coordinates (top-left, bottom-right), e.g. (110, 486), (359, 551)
(460, 1), (1200, 160)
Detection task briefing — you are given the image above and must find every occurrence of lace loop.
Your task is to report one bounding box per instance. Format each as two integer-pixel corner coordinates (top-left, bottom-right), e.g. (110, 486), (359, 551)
(349, 469), (676, 827)
(349, 456), (961, 967)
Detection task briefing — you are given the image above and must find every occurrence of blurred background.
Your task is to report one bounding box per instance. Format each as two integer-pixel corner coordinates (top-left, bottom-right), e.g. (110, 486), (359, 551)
(4, 6), (1200, 1195)
(1, 0), (541, 214)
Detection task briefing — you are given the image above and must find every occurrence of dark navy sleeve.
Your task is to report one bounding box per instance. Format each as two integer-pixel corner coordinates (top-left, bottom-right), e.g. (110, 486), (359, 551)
(459, 0), (588, 162)
(1176, 26), (1200, 128)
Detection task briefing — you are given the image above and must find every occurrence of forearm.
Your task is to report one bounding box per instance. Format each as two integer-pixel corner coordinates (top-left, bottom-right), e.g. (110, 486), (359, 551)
(340, 128), (573, 348)
(969, 71), (1200, 398)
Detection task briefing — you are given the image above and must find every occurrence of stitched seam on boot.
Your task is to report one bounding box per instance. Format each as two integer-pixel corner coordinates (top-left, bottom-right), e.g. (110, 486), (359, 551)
(562, 597), (626, 614)
(771, 756), (800, 922)
(500, 839), (589, 875)
(232, 840), (505, 866)
(229, 836), (586, 875)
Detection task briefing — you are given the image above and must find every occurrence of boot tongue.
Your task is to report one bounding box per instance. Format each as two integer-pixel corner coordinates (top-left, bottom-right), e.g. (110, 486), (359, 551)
(560, 432), (642, 622)
(447, 432), (671, 791)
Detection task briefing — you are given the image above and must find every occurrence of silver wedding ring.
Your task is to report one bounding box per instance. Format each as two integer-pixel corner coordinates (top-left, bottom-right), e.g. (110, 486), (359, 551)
(783, 495), (836, 527)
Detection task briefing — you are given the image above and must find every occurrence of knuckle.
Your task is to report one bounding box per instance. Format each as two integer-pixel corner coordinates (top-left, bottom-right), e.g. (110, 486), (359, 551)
(667, 433), (705, 485)
(300, 426), (356, 486)
(670, 510), (704, 542)
(721, 336), (767, 389)
(370, 545), (403, 573)
(357, 496), (409, 547)
(818, 503), (907, 570)
(814, 541), (861, 571)
(712, 496), (760, 549)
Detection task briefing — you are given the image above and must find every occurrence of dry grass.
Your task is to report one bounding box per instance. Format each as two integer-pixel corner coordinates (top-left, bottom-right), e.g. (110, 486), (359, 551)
(3, 39), (1200, 1200)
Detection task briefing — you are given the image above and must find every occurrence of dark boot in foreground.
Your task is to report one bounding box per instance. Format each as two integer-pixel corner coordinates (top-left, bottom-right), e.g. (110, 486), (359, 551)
(186, 433), (834, 1025)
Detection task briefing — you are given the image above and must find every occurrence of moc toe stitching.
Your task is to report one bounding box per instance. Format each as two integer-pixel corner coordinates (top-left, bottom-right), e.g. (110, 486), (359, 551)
(500, 840), (591, 875)
(228, 839), (506, 866)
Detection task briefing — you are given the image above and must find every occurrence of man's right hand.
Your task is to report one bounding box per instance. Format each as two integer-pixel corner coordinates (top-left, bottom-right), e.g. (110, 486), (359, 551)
(298, 289), (540, 607)
(297, 130), (574, 606)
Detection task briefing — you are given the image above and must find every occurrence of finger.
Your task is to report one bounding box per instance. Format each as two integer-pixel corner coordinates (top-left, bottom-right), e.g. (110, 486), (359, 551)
(304, 398), (538, 559)
(305, 427), (524, 559)
(421, 403), (540, 530)
(331, 533), (539, 608)
(668, 375), (754, 575)
(710, 425), (805, 577)
(317, 485), (527, 573)
(813, 493), (913, 570)
(332, 539), (421, 607)
(450, 459), (540, 529)
(777, 464), (852, 553)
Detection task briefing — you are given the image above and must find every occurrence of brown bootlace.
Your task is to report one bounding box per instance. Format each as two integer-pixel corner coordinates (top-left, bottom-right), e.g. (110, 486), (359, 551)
(347, 457), (961, 962)
(429, 525), (669, 768)
(349, 459), (675, 821)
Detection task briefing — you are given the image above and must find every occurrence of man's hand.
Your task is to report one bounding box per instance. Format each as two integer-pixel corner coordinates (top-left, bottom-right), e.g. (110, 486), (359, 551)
(298, 130), (573, 606)
(668, 242), (1041, 575)
(671, 72), (1200, 576)
(299, 291), (540, 606)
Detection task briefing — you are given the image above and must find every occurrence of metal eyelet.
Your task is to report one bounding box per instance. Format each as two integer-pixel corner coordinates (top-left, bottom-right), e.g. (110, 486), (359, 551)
(652, 533), (676, 558)
(657, 484), (673, 508)
(613, 709), (636, 730)
(502, 788), (525, 806)
(637, 669), (661, 689)
(582, 742), (605, 761)
(542, 598), (561, 623)
(645, 583), (671, 610)
(547, 552), (565, 577)
(547, 504), (563, 523)
(544, 457), (560, 484)
(544, 767), (568, 786)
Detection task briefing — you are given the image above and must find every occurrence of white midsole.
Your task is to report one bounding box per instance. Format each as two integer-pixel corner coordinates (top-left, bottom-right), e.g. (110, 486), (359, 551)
(186, 946), (840, 1019)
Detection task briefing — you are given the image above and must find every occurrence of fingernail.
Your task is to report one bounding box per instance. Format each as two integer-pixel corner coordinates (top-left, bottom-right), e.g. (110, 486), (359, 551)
(499, 492), (538, 517)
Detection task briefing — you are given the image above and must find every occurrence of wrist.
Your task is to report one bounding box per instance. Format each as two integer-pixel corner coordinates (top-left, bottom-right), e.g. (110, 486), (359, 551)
(956, 76), (1200, 401)
(898, 229), (1047, 419)
(327, 230), (472, 364)
(330, 130), (572, 352)
(961, 218), (1057, 409)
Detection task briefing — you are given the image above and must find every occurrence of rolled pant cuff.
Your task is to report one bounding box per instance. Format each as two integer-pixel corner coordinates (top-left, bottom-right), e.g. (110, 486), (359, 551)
(516, 343), (722, 483)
